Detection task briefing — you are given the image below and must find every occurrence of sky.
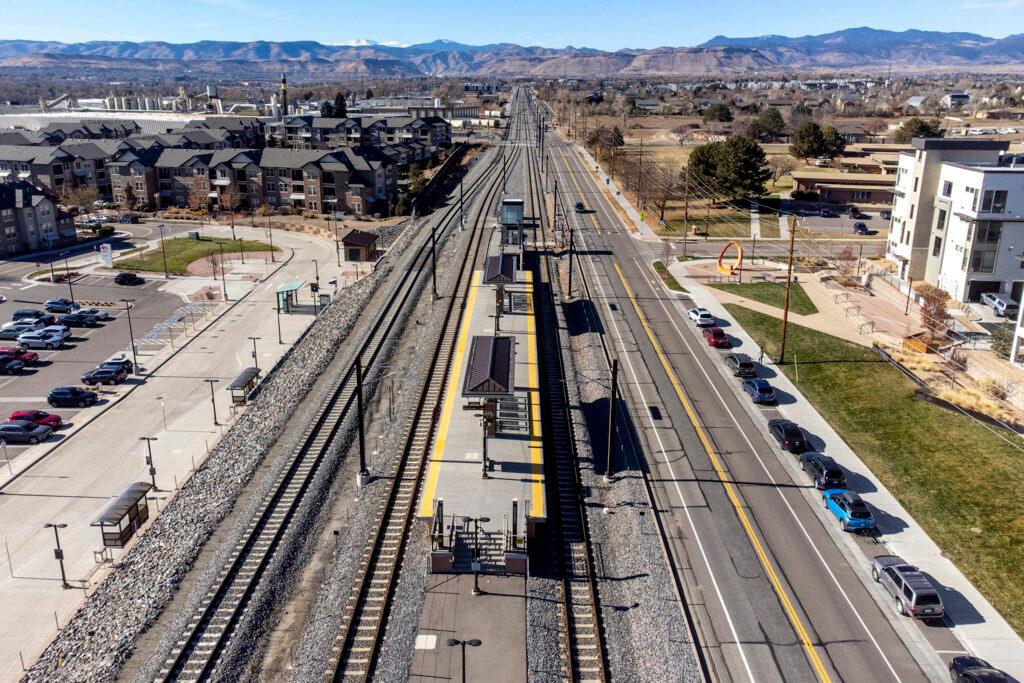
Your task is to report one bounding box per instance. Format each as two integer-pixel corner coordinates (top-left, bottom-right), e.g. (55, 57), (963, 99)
(3, 0), (1022, 49)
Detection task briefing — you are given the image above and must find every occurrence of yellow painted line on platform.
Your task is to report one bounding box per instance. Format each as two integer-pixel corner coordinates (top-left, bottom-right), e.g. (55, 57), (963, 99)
(417, 270), (483, 518)
(522, 270), (545, 519)
(612, 262), (832, 683)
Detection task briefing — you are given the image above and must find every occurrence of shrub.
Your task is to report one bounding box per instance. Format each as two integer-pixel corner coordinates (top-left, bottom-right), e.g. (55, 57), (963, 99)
(979, 377), (1010, 401)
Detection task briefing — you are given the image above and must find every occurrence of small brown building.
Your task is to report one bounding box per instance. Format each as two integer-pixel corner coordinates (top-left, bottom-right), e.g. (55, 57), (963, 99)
(342, 228), (379, 262)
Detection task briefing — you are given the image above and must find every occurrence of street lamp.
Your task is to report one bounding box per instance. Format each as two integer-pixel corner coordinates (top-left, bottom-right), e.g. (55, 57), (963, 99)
(217, 243), (229, 301)
(42, 523), (70, 589)
(275, 302), (283, 344)
(140, 436), (159, 490)
(445, 638), (482, 683)
(158, 224), (169, 279)
(119, 298), (138, 372)
(248, 336), (261, 371)
(60, 252), (74, 304)
(462, 515), (490, 596)
(204, 379), (220, 425)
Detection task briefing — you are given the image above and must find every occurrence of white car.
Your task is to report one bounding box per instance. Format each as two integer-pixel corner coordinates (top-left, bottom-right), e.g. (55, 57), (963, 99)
(0, 320), (43, 339)
(40, 325), (71, 341)
(77, 307), (111, 321)
(688, 307), (715, 327)
(17, 331), (64, 350)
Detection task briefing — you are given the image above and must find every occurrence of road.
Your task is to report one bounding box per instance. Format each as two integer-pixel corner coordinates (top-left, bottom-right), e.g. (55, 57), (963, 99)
(546, 125), (964, 681)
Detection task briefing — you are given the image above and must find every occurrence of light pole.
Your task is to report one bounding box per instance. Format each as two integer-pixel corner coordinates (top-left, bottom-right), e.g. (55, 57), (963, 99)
(120, 298), (138, 371)
(446, 638), (482, 683)
(158, 224), (169, 279)
(60, 252), (75, 304)
(266, 217), (275, 262)
(140, 436), (158, 490)
(43, 522), (70, 589)
(204, 379), (220, 425)
(275, 301), (283, 344)
(218, 243), (229, 301)
(248, 336), (261, 371)
(462, 515), (490, 595)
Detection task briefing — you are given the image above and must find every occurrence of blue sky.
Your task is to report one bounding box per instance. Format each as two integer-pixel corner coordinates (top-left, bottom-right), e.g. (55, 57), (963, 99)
(3, 0), (1022, 49)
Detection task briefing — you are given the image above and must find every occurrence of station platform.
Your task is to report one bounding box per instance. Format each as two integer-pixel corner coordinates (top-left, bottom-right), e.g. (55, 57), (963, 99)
(417, 232), (545, 574)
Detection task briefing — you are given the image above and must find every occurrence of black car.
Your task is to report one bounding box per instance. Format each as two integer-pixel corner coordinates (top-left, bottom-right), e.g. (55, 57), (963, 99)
(0, 420), (52, 444)
(853, 222), (870, 235)
(81, 366), (128, 386)
(58, 313), (98, 328)
(117, 214), (139, 224)
(948, 656), (1010, 682)
(114, 272), (143, 286)
(11, 309), (55, 326)
(819, 208), (837, 218)
(47, 386), (99, 408)
(575, 201), (586, 213)
(0, 358), (24, 375)
(800, 452), (846, 489)
(723, 353), (757, 378)
(767, 418), (808, 453)
(101, 355), (134, 375)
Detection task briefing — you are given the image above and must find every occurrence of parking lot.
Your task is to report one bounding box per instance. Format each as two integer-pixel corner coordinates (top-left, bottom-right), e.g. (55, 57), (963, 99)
(0, 271), (182, 465)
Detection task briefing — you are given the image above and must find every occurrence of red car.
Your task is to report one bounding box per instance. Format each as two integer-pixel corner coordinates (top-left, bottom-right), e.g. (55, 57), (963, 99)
(9, 410), (62, 429)
(702, 327), (730, 348)
(0, 347), (39, 365)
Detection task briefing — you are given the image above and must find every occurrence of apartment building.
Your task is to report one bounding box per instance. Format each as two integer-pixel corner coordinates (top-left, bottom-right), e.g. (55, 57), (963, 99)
(0, 181), (75, 255)
(108, 147), (162, 209)
(267, 115), (451, 153)
(886, 138), (1009, 280)
(0, 145), (75, 195)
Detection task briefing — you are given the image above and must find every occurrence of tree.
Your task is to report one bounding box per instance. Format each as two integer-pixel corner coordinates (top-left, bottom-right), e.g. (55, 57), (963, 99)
(702, 102), (733, 123)
(687, 142), (724, 200)
(123, 184), (138, 212)
(320, 100), (335, 118)
(220, 182), (241, 238)
(894, 117), (944, 144)
(820, 124), (846, 159)
(767, 155), (798, 184)
(407, 163), (426, 195)
(647, 161), (680, 222)
(916, 283), (952, 337)
(687, 136), (769, 200)
(61, 185), (99, 213)
(364, 88), (374, 100)
(749, 107), (786, 141)
(789, 121), (826, 161)
(990, 322), (1014, 359)
(334, 91), (347, 118)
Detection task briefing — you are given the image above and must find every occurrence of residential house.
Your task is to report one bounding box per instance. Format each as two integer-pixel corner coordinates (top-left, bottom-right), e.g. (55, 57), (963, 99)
(791, 170), (896, 205)
(942, 91), (971, 109)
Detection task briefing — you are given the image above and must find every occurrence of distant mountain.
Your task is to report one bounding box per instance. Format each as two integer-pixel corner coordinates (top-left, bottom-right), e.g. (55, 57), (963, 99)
(1, 28), (1023, 80)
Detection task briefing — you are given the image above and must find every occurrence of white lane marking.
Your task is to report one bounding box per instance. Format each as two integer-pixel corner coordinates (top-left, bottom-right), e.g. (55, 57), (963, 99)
(559, 146), (756, 682)
(19, 283), (39, 290)
(632, 253), (904, 682)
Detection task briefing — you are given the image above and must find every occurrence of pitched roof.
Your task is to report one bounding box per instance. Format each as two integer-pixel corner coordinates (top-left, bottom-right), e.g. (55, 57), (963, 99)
(342, 228), (378, 248)
(462, 336), (515, 397)
(0, 145), (70, 164)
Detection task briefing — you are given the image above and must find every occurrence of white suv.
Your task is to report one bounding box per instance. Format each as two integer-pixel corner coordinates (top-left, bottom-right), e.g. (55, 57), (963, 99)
(688, 307), (715, 327)
(17, 331), (64, 350)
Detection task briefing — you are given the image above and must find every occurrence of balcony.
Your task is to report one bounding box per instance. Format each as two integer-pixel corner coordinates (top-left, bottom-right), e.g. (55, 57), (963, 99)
(213, 178), (232, 186)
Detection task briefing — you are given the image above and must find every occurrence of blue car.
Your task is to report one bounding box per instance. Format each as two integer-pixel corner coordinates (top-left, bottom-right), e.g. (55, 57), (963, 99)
(822, 489), (875, 531)
(742, 378), (776, 404)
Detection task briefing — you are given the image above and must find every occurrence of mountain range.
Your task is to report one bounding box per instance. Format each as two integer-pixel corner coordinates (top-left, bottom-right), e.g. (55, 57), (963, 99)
(1, 28), (1023, 80)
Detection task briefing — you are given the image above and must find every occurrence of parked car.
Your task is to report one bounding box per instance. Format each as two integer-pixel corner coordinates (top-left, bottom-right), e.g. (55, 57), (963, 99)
(47, 386), (98, 408)
(93, 199), (112, 209)
(0, 347), (38, 365)
(742, 378), (776, 404)
(702, 326), (730, 348)
(724, 353), (757, 378)
(823, 489), (875, 531)
(0, 358), (24, 374)
(17, 331), (64, 350)
(9, 410), (61, 428)
(44, 298), (80, 314)
(575, 201), (586, 213)
(39, 325), (70, 341)
(11, 309), (55, 325)
(114, 272), (143, 286)
(81, 366), (128, 386)
(117, 214), (139, 224)
(58, 313), (98, 328)
(948, 656), (1010, 682)
(100, 354), (134, 375)
(78, 307), (111, 321)
(818, 208), (837, 218)
(853, 222), (870, 235)
(688, 307), (715, 327)
(871, 555), (944, 619)
(979, 292), (1020, 318)
(880, 210), (892, 220)
(767, 418), (807, 453)
(0, 321), (43, 339)
(0, 420), (52, 444)
(800, 452), (847, 489)
(850, 208), (869, 219)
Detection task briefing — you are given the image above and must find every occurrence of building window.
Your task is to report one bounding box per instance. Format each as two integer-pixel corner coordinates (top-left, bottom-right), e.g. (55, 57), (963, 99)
(936, 208), (947, 231)
(853, 190), (870, 201)
(942, 180), (953, 197)
(909, 204), (915, 219)
(932, 236), (942, 257)
(981, 189), (1008, 213)
(913, 177), (919, 192)
(970, 250), (996, 273)
(976, 221), (1002, 244)
(968, 187), (979, 211)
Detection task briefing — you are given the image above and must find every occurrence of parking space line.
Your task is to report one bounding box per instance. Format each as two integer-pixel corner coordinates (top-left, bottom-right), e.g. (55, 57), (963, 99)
(19, 283), (39, 290)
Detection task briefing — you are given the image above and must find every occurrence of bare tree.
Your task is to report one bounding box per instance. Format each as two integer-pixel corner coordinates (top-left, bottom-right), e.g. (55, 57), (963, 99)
(220, 182), (241, 239)
(768, 155), (799, 184)
(917, 283), (952, 337)
(647, 161), (681, 222)
(61, 185), (100, 213)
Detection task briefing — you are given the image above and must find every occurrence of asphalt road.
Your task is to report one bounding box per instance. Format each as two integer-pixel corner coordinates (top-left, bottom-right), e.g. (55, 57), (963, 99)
(547, 133), (964, 682)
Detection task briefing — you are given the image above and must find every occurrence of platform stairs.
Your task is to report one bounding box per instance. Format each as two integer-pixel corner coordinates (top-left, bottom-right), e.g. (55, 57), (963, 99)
(451, 528), (507, 574)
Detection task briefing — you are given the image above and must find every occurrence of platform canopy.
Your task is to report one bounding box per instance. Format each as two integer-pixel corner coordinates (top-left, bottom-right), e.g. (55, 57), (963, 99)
(463, 335), (515, 397)
(92, 482), (153, 528)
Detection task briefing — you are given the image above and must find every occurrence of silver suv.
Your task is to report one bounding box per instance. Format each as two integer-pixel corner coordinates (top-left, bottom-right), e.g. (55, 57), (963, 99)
(871, 555), (944, 620)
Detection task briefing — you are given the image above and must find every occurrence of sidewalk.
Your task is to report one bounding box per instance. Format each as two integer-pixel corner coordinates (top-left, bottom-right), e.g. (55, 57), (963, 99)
(0, 224), (343, 681)
(571, 143), (659, 240)
(671, 265), (1024, 678)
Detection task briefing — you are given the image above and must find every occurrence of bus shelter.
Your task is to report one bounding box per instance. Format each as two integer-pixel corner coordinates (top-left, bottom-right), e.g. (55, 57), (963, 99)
(228, 367), (261, 406)
(276, 280), (304, 313)
(92, 482), (153, 548)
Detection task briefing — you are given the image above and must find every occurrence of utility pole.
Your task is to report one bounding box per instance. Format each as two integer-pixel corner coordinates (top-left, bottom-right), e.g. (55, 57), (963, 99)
(604, 359), (618, 483)
(682, 164), (690, 258)
(637, 137), (644, 211)
(267, 217), (275, 262)
(431, 221), (438, 298)
(356, 355), (369, 487)
(567, 228), (575, 297)
(778, 222), (798, 364)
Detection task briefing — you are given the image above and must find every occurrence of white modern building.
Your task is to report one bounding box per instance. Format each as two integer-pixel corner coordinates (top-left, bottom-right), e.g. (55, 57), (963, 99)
(886, 138), (1009, 281)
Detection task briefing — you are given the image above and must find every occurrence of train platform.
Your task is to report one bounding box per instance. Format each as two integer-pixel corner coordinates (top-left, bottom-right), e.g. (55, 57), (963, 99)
(417, 231), (545, 574)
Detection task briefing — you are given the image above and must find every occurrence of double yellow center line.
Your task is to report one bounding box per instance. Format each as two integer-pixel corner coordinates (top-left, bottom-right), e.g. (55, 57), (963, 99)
(612, 262), (832, 683)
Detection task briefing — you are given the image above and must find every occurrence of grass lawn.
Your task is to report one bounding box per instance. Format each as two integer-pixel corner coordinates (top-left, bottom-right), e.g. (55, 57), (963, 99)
(710, 282), (818, 315)
(652, 261), (687, 292)
(115, 236), (279, 275)
(726, 304), (1024, 637)
(759, 220), (781, 239)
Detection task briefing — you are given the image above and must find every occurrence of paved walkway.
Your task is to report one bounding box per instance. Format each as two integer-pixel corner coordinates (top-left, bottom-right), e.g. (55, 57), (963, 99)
(669, 262), (1024, 678)
(750, 201), (761, 239)
(0, 224), (343, 681)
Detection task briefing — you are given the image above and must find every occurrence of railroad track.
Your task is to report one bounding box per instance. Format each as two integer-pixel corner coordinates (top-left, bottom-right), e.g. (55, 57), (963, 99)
(523, 92), (609, 682)
(157, 131), (514, 683)
(324, 121), (523, 679)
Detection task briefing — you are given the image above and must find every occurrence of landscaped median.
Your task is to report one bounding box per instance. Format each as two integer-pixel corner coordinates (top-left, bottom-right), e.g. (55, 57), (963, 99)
(725, 303), (1024, 636)
(710, 281), (818, 315)
(115, 236), (279, 275)
(652, 261), (687, 292)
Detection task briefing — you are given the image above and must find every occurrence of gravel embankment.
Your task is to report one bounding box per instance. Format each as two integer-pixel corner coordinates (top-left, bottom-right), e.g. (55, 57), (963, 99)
(24, 219), (421, 683)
